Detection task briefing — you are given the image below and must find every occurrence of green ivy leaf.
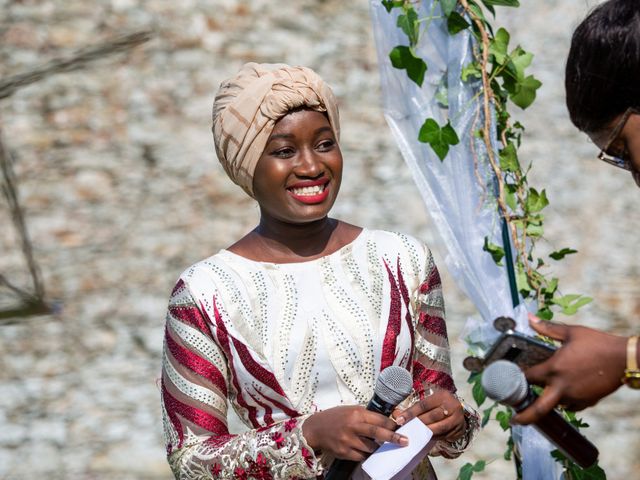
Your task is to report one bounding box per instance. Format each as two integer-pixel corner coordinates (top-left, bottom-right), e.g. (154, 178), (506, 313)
(526, 188), (549, 212)
(536, 307), (553, 320)
(489, 28), (510, 64)
(418, 118), (460, 160)
(553, 450), (607, 480)
(496, 409), (512, 430)
(397, 8), (419, 46)
(481, 403), (496, 427)
(510, 47), (534, 75)
(499, 142), (519, 173)
(470, 372), (487, 406)
(381, 0), (403, 13)
(578, 464), (607, 480)
(441, 0), (458, 16)
(516, 264), (532, 295)
(448, 12), (470, 35)
(461, 62), (482, 82)
(483, 236), (505, 265)
(504, 435), (514, 461)
(482, 0), (520, 6)
(546, 277), (559, 295)
(501, 47), (541, 110)
(526, 220), (544, 237)
(389, 45), (427, 86)
(457, 460), (487, 480)
(564, 410), (590, 428)
(552, 294), (593, 315)
(505, 184), (517, 211)
(510, 74), (542, 109)
(466, 0), (488, 25)
(549, 248), (578, 261)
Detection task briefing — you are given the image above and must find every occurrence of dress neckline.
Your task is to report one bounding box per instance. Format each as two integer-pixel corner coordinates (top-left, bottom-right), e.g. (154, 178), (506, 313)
(218, 228), (368, 268)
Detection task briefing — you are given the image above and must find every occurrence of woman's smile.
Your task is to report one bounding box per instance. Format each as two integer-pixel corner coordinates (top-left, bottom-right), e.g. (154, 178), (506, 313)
(287, 178), (331, 204)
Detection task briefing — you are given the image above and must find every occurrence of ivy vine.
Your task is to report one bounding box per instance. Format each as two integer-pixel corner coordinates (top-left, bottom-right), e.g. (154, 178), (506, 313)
(382, 1), (605, 479)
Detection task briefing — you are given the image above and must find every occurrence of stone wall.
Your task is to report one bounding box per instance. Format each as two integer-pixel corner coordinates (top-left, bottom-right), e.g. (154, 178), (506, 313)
(1, 0), (638, 478)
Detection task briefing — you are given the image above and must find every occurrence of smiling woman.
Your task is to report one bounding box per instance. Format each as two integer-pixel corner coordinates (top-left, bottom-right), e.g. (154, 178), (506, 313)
(250, 109), (343, 239)
(159, 63), (479, 479)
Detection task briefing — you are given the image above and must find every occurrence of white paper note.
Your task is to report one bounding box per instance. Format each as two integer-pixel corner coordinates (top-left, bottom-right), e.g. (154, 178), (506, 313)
(360, 418), (434, 480)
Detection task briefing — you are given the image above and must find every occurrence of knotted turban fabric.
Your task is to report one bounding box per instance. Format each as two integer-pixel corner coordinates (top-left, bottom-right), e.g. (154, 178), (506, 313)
(212, 63), (340, 197)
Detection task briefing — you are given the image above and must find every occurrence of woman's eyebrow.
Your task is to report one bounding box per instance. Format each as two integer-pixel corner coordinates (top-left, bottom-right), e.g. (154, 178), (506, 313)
(315, 126), (332, 135)
(268, 133), (294, 141)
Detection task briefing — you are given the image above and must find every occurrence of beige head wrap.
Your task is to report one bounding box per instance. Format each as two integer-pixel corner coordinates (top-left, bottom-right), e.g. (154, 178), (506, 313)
(212, 63), (340, 197)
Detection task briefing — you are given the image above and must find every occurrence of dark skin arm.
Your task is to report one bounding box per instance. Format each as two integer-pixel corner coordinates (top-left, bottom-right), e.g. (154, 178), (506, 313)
(512, 314), (629, 425)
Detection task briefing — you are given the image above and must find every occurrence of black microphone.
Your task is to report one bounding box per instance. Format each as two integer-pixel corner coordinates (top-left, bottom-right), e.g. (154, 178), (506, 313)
(324, 365), (413, 480)
(481, 360), (599, 469)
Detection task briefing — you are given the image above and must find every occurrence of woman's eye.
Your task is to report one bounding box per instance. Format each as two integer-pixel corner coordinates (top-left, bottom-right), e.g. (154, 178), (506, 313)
(273, 148), (294, 158)
(317, 139), (335, 151)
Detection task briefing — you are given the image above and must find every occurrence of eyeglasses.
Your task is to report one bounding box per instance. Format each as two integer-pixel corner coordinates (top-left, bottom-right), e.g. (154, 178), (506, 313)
(597, 107), (639, 171)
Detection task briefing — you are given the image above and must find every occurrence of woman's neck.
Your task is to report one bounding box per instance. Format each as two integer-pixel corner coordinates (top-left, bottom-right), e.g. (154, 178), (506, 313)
(253, 216), (339, 260)
(227, 216), (362, 263)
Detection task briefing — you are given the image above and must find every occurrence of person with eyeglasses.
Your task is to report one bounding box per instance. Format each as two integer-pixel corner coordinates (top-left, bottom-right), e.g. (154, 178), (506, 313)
(513, 0), (640, 425)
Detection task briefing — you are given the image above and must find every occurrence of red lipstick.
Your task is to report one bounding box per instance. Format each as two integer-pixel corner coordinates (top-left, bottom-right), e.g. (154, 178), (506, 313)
(287, 179), (330, 204)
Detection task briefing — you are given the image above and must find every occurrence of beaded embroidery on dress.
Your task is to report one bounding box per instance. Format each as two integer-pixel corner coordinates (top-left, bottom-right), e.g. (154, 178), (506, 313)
(161, 229), (478, 479)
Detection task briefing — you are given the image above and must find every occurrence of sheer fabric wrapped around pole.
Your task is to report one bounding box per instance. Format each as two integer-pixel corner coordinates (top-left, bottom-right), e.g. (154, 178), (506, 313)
(369, 2), (558, 478)
(369, 0), (528, 353)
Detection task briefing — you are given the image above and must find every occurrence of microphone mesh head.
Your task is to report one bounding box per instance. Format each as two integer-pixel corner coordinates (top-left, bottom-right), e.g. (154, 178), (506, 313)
(375, 366), (413, 405)
(481, 360), (529, 406)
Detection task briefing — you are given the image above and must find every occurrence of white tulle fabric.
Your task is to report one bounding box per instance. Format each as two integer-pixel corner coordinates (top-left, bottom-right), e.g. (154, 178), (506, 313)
(369, 2), (557, 479)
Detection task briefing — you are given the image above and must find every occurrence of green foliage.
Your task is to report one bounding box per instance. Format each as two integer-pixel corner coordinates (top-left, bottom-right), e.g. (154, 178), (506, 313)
(563, 410), (590, 428)
(441, 0), (459, 16)
(397, 8), (420, 46)
(384, 1), (600, 477)
(551, 294), (593, 316)
(489, 27), (510, 64)
(499, 142), (519, 173)
(467, 373), (486, 407)
(551, 451), (607, 480)
(448, 12), (471, 34)
(549, 248), (578, 261)
(418, 118), (460, 160)
(462, 62), (482, 82)
(495, 409), (512, 430)
(483, 236), (505, 265)
(389, 46), (427, 87)
(482, 0), (520, 6)
(481, 402), (497, 427)
(457, 460), (487, 480)
(504, 433), (516, 462)
(381, 0), (404, 13)
(525, 188), (549, 213)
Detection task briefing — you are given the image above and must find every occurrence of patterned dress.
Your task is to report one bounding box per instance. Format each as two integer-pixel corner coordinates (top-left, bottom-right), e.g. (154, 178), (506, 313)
(161, 229), (477, 479)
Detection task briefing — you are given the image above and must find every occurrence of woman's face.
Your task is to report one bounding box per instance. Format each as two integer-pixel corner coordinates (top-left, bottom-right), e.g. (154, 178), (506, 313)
(252, 109), (342, 225)
(589, 112), (640, 187)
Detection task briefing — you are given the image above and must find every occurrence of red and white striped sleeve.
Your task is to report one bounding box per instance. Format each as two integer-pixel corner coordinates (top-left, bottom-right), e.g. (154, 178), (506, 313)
(160, 278), (322, 480)
(410, 246), (479, 459)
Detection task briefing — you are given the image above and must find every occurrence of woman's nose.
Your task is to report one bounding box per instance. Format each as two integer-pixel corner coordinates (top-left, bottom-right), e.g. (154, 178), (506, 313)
(294, 148), (322, 177)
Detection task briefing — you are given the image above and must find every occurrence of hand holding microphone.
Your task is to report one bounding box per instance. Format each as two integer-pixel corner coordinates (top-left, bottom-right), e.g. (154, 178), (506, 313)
(482, 360), (599, 469)
(318, 366), (413, 480)
(514, 315), (628, 421)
